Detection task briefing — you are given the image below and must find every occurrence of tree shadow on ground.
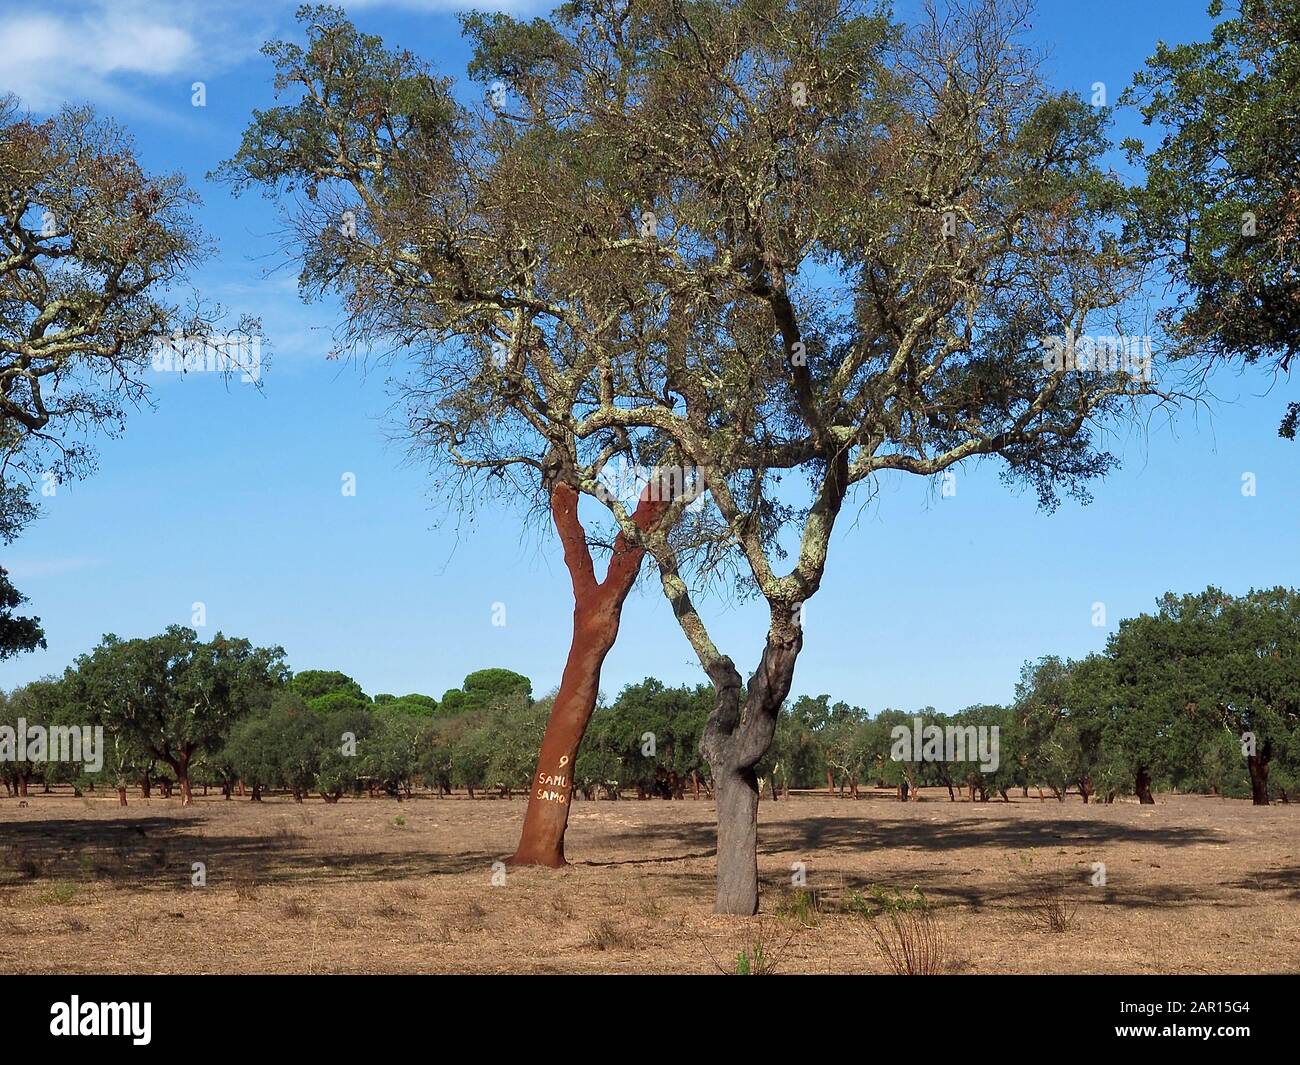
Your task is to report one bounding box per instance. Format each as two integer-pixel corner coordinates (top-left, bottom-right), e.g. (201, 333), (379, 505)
(599, 814), (1225, 859)
(0, 816), (496, 890)
(783, 863), (1215, 912)
(1226, 866), (1300, 900)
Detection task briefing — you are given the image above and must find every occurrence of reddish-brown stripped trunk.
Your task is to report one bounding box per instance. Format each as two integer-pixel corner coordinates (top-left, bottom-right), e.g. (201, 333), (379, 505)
(508, 481), (672, 867)
(1247, 746), (1271, 806)
(1135, 766), (1155, 804)
(160, 751), (194, 806)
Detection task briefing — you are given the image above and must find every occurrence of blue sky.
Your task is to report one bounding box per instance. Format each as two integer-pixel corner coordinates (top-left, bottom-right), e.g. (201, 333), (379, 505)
(3, 0), (1296, 712)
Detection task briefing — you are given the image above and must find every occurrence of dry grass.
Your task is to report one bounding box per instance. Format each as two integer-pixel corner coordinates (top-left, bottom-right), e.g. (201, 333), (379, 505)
(585, 918), (640, 951)
(231, 873), (261, 902)
(1024, 876), (1079, 933)
(0, 788), (1297, 974)
(699, 916), (798, 974)
(371, 897), (412, 921)
(547, 894), (575, 923)
(866, 888), (953, 975)
(280, 896), (312, 920)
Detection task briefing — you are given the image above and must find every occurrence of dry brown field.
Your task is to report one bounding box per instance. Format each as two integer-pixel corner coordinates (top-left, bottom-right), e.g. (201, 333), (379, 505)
(1, 788), (1297, 974)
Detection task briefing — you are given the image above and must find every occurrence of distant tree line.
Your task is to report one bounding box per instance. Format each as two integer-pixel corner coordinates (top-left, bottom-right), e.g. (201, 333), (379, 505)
(784, 587), (1300, 806)
(2, 587), (1297, 805)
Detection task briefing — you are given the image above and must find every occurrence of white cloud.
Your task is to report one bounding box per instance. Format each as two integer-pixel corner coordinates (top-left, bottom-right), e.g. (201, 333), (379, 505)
(0, 6), (198, 112)
(0, 0), (544, 117)
(4, 557), (100, 580)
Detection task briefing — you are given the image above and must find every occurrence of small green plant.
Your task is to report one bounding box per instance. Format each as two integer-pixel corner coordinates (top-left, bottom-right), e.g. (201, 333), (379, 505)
(873, 885), (929, 914)
(840, 888), (878, 919)
(841, 883), (925, 919)
(703, 918), (795, 976)
(38, 882), (79, 905)
(734, 942), (772, 975)
(775, 888), (820, 927)
(392, 815), (406, 828)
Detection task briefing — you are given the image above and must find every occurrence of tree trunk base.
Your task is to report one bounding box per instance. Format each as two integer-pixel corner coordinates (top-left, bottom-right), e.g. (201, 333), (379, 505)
(713, 766), (760, 916)
(506, 848), (568, 869)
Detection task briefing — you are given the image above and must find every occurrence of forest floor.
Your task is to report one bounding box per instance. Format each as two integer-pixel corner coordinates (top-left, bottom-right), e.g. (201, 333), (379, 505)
(1, 788), (1296, 974)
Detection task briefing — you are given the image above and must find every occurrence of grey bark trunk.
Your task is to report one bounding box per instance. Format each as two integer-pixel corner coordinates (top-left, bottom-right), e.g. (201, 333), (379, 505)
(714, 765), (761, 915)
(698, 611), (803, 916)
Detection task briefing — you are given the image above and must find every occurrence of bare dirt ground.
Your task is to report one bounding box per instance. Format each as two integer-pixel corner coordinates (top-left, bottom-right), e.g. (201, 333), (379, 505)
(1, 788), (1296, 974)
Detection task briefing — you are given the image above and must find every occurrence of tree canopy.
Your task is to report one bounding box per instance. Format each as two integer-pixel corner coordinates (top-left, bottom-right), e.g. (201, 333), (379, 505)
(0, 95), (217, 539)
(65, 626), (289, 804)
(1125, 0), (1300, 436)
(0, 565), (44, 660)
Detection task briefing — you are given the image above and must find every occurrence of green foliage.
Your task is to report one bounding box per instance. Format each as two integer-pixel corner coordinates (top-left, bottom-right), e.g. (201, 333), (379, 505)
(774, 888), (819, 928)
(768, 695), (834, 791)
(0, 681), (59, 792)
(64, 626), (288, 794)
(304, 690), (371, 716)
(374, 693), (439, 717)
(19, 584), (1300, 806)
(582, 679), (711, 796)
(1108, 587), (1300, 801)
(1125, 0), (1300, 435)
(316, 707), (376, 799)
(367, 714), (418, 795)
(1, 95), (210, 539)
(223, 706), (282, 797)
(0, 567), (44, 660)
(437, 690), (546, 795)
(215, 5), (457, 201)
(440, 669), (532, 716)
(817, 698), (870, 791)
(291, 670), (369, 705)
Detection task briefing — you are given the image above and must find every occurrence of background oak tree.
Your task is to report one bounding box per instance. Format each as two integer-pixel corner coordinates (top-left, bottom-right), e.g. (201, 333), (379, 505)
(66, 626), (288, 805)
